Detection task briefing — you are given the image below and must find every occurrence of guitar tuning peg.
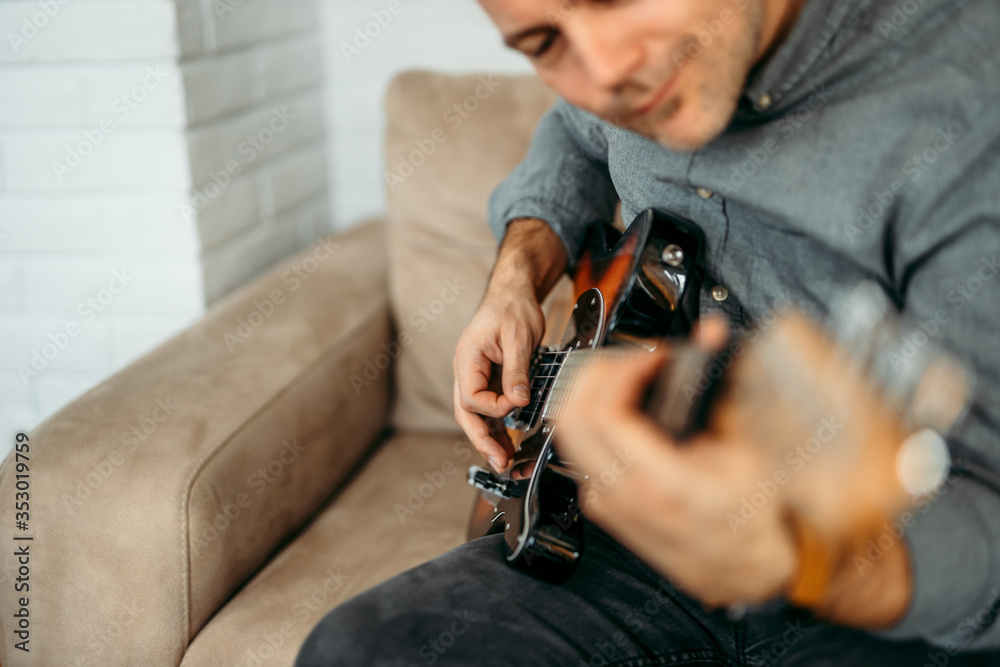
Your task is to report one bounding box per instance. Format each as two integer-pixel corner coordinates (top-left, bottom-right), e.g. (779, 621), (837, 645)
(829, 279), (974, 438)
(829, 280), (894, 366)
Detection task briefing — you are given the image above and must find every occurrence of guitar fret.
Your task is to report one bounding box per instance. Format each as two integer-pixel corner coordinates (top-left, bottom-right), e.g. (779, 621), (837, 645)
(507, 350), (574, 429)
(511, 347), (609, 430)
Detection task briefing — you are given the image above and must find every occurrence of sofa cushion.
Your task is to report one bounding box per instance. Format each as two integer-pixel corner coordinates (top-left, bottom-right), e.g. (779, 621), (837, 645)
(180, 431), (479, 667)
(384, 70), (558, 432)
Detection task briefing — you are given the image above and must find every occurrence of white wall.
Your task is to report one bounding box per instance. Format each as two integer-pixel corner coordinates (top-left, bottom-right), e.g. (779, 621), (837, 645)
(0, 0), (535, 458)
(0, 0), (197, 456)
(0, 0), (329, 458)
(318, 0), (532, 228)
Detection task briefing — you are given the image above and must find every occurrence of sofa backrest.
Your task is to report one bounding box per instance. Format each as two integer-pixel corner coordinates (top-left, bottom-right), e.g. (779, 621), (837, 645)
(384, 70), (560, 432)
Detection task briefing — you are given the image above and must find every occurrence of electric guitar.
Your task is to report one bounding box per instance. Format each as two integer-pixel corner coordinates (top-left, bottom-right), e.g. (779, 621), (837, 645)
(466, 207), (973, 587)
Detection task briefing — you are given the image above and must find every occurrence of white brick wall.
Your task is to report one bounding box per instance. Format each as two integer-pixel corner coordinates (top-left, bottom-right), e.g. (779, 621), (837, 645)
(0, 0), (330, 457)
(0, 0), (533, 457)
(0, 1), (184, 63)
(318, 0), (532, 227)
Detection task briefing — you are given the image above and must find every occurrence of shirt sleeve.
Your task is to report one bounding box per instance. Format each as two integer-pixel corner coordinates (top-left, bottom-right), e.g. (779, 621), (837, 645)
(875, 127), (1000, 650)
(488, 98), (619, 267)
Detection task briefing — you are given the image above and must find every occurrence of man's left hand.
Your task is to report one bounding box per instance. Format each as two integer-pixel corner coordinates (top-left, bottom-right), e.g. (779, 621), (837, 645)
(556, 345), (799, 608)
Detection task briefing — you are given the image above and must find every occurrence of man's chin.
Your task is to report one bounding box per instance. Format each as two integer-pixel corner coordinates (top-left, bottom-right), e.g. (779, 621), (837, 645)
(631, 98), (735, 153)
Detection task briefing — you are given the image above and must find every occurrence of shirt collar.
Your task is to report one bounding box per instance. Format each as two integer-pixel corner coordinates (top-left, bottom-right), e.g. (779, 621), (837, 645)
(742, 0), (859, 112)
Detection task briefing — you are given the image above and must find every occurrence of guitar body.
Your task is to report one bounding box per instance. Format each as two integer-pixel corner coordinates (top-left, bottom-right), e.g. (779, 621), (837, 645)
(467, 208), (706, 582)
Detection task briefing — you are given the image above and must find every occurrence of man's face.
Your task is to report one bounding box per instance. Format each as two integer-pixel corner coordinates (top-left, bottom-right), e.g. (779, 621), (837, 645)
(479, 0), (772, 152)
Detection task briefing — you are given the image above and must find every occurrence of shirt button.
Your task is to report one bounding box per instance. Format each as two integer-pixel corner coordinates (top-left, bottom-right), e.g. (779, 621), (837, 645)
(696, 187), (714, 199)
(757, 92), (773, 110)
(711, 285), (729, 302)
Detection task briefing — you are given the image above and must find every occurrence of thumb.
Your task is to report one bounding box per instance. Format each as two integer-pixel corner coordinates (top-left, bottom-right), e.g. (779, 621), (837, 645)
(500, 328), (534, 406)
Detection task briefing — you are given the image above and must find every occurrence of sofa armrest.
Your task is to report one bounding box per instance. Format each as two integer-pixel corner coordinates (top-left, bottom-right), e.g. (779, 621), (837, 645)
(0, 220), (392, 665)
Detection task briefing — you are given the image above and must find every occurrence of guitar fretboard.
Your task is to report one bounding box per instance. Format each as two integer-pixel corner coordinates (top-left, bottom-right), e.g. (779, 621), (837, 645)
(506, 347), (638, 432)
(507, 350), (570, 430)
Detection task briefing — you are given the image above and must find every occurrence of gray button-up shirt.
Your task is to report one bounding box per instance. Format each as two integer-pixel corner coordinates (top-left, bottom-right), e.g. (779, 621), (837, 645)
(488, 0), (1000, 650)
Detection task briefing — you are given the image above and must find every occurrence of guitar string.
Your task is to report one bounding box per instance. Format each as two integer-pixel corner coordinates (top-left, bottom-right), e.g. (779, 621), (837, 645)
(514, 348), (632, 426)
(513, 351), (576, 424)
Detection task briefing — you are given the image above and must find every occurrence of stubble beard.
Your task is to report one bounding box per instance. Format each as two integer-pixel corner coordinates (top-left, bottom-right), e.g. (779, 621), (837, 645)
(618, 1), (766, 152)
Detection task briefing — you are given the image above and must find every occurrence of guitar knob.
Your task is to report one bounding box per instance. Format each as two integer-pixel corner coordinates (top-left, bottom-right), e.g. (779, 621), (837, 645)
(662, 244), (684, 267)
(467, 466), (515, 498)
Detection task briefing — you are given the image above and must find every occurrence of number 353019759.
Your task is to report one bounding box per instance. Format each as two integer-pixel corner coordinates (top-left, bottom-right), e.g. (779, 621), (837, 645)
(14, 433), (30, 528)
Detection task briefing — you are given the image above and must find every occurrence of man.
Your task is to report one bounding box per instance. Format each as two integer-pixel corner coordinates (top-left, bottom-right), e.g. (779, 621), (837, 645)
(298, 0), (1000, 664)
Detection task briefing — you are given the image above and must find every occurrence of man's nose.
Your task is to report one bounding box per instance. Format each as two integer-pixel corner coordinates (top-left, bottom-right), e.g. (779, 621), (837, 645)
(567, 12), (644, 90)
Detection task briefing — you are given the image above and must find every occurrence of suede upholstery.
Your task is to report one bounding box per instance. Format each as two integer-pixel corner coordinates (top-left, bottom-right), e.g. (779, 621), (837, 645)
(0, 221), (392, 665)
(0, 72), (557, 666)
(385, 70), (558, 432)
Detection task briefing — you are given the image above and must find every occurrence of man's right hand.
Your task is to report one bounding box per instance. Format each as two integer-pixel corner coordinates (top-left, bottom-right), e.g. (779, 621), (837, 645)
(452, 217), (569, 472)
(453, 282), (545, 472)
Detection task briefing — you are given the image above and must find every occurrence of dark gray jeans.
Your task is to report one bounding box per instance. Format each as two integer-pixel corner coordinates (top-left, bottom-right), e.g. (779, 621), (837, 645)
(296, 522), (996, 666)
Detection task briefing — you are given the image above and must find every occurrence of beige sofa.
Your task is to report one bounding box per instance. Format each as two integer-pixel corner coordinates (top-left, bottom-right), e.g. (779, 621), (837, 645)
(0, 71), (557, 666)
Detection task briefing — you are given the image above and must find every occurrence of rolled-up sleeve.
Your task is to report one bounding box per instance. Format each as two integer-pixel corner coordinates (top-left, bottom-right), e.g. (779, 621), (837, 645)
(878, 128), (1000, 649)
(488, 98), (619, 266)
